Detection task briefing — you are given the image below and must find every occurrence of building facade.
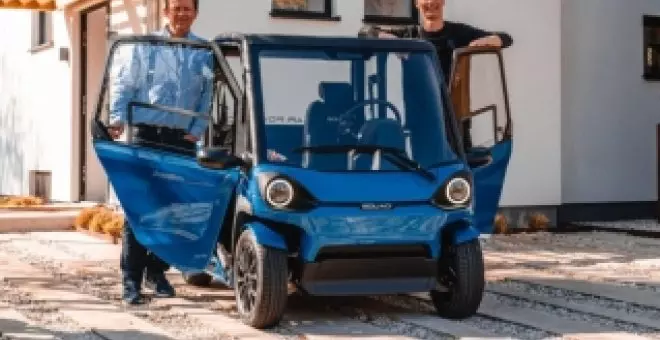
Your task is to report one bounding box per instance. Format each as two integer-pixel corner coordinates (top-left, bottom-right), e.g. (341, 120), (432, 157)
(0, 0), (659, 225)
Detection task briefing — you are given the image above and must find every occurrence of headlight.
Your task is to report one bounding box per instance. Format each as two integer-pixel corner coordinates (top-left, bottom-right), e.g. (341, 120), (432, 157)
(445, 177), (471, 205)
(257, 173), (318, 211)
(265, 178), (294, 208)
(431, 172), (472, 209)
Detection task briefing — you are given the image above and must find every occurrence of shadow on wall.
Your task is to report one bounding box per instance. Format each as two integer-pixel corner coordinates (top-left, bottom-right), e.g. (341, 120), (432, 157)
(0, 55), (26, 196)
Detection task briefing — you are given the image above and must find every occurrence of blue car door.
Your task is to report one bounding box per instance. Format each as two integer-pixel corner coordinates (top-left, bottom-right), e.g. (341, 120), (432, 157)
(94, 140), (239, 272)
(90, 36), (242, 272)
(449, 48), (513, 235)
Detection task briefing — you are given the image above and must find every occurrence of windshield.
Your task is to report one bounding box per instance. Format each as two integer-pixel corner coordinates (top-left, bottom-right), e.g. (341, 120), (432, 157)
(252, 47), (460, 172)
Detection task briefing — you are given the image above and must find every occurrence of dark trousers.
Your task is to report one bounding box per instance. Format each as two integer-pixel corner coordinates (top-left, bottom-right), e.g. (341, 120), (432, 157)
(120, 222), (170, 285)
(121, 124), (197, 287)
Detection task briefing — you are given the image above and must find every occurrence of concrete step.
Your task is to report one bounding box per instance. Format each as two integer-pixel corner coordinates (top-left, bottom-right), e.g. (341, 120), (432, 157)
(0, 210), (79, 233)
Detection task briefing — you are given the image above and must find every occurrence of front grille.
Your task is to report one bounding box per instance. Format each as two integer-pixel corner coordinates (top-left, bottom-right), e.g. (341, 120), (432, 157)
(315, 244), (430, 261)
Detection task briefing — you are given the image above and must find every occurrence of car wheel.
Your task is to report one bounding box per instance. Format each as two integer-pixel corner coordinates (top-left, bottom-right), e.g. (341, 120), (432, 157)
(431, 238), (484, 319)
(234, 228), (287, 329)
(182, 272), (213, 287)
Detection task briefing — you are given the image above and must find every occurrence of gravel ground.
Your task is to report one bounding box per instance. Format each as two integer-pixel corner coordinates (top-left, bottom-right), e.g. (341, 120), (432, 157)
(0, 244), (298, 340)
(575, 220), (660, 232)
(483, 234), (660, 283)
(490, 280), (660, 322)
(491, 231), (660, 256)
(131, 310), (233, 340)
(329, 300), (456, 340)
(0, 282), (102, 340)
(486, 288), (659, 336)
(371, 294), (558, 340)
(2, 230), (660, 340)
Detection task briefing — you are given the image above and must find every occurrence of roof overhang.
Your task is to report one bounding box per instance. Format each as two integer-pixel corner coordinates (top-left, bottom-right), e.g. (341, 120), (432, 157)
(0, 0), (89, 11)
(0, 0), (56, 10)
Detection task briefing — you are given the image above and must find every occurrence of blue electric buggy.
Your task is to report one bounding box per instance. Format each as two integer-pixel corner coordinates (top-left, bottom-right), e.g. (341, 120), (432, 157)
(90, 32), (513, 329)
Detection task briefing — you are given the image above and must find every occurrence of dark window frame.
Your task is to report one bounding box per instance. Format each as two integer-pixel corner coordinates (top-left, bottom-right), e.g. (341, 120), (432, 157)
(30, 10), (53, 53)
(363, 0), (419, 25)
(643, 15), (660, 81)
(270, 0), (340, 21)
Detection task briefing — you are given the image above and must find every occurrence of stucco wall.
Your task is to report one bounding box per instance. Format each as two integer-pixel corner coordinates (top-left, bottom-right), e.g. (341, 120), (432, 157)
(561, 0), (660, 203)
(0, 9), (73, 201)
(444, 0), (563, 207)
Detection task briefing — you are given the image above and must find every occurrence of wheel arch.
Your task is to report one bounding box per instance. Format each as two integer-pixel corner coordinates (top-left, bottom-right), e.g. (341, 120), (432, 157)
(441, 219), (480, 248)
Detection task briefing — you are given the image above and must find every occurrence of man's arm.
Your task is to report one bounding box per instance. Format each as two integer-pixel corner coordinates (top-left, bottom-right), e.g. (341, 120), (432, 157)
(108, 45), (141, 137)
(358, 24), (415, 39)
(457, 23), (513, 48)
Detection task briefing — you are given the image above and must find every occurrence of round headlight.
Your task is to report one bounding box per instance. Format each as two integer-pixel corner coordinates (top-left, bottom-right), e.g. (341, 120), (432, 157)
(445, 177), (471, 205)
(265, 178), (294, 208)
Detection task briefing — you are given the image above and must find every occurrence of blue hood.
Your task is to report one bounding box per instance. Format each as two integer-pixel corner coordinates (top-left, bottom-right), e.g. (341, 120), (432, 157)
(252, 163), (468, 203)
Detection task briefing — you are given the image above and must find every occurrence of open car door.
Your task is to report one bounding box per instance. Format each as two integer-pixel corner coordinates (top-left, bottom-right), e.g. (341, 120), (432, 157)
(449, 46), (513, 234)
(89, 36), (243, 272)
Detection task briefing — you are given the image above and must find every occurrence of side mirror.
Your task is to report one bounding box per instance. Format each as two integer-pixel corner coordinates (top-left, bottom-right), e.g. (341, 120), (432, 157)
(466, 147), (492, 168)
(197, 147), (244, 170)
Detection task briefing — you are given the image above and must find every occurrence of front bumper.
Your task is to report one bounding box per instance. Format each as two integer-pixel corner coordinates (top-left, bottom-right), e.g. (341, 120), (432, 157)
(297, 244), (437, 296)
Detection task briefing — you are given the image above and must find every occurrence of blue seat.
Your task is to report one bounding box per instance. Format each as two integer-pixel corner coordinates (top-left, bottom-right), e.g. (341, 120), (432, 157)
(353, 118), (407, 171)
(304, 82), (359, 170)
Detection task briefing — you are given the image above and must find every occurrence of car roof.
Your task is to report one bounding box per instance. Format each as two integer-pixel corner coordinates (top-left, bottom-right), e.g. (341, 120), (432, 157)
(212, 33), (436, 52)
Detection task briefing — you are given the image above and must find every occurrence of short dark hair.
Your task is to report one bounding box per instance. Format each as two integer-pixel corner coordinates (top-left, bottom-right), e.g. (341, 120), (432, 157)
(164, 0), (198, 11)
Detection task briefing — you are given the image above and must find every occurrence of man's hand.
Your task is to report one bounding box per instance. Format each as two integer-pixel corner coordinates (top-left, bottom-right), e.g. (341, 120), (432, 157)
(378, 31), (398, 39)
(184, 134), (199, 142)
(107, 125), (124, 139)
(468, 35), (503, 48)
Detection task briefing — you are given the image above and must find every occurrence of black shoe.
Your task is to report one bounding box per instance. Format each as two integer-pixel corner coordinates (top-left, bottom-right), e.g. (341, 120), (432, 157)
(122, 279), (145, 305)
(145, 273), (176, 298)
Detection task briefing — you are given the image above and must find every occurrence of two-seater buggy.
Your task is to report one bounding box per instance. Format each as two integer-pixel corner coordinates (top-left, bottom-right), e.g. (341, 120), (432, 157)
(90, 32), (513, 329)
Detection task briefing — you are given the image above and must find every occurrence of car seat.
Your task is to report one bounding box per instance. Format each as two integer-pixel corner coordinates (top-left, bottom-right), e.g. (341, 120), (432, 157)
(353, 116), (407, 171)
(304, 82), (359, 170)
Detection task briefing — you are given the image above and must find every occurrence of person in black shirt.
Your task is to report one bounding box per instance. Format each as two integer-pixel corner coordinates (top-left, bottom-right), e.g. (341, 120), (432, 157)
(359, 0), (513, 149)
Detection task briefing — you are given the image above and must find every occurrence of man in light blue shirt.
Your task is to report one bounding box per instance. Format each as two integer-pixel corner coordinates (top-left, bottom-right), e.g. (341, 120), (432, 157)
(110, 0), (213, 305)
(107, 0), (213, 151)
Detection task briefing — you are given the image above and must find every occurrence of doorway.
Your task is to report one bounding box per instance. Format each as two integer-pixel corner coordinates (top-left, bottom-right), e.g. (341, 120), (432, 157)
(79, 2), (109, 202)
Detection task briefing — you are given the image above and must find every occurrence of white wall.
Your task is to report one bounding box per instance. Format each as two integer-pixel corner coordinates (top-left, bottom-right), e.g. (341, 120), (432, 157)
(194, 0), (364, 38)
(0, 9), (74, 201)
(445, 0), (562, 207)
(561, 0), (660, 203)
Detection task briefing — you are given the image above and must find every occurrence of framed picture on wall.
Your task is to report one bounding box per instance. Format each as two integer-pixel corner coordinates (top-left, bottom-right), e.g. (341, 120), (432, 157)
(270, 0), (339, 21)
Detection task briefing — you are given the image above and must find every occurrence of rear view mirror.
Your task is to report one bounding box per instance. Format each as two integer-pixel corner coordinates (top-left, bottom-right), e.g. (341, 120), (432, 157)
(197, 147), (244, 170)
(466, 146), (492, 168)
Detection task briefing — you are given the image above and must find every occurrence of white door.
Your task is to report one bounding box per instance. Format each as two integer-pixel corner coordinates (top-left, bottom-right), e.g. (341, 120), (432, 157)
(82, 3), (109, 203)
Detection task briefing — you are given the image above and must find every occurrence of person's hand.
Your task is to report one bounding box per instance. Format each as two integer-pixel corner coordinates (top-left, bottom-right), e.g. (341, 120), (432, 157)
(184, 134), (199, 142)
(375, 31), (408, 59)
(468, 35), (503, 48)
(107, 125), (124, 139)
(378, 31), (398, 39)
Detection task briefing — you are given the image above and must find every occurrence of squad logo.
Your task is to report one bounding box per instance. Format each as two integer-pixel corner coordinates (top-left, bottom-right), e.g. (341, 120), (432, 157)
(360, 202), (394, 210)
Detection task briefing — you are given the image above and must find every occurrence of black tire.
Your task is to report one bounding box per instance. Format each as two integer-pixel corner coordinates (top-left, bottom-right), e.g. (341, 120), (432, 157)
(431, 238), (484, 319)
(182, 272), (213, 287)
(234, 228), (288, 329)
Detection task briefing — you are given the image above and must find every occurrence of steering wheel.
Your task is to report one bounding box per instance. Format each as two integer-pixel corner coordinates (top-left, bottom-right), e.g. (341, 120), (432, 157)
(338, 99), (403, 139)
